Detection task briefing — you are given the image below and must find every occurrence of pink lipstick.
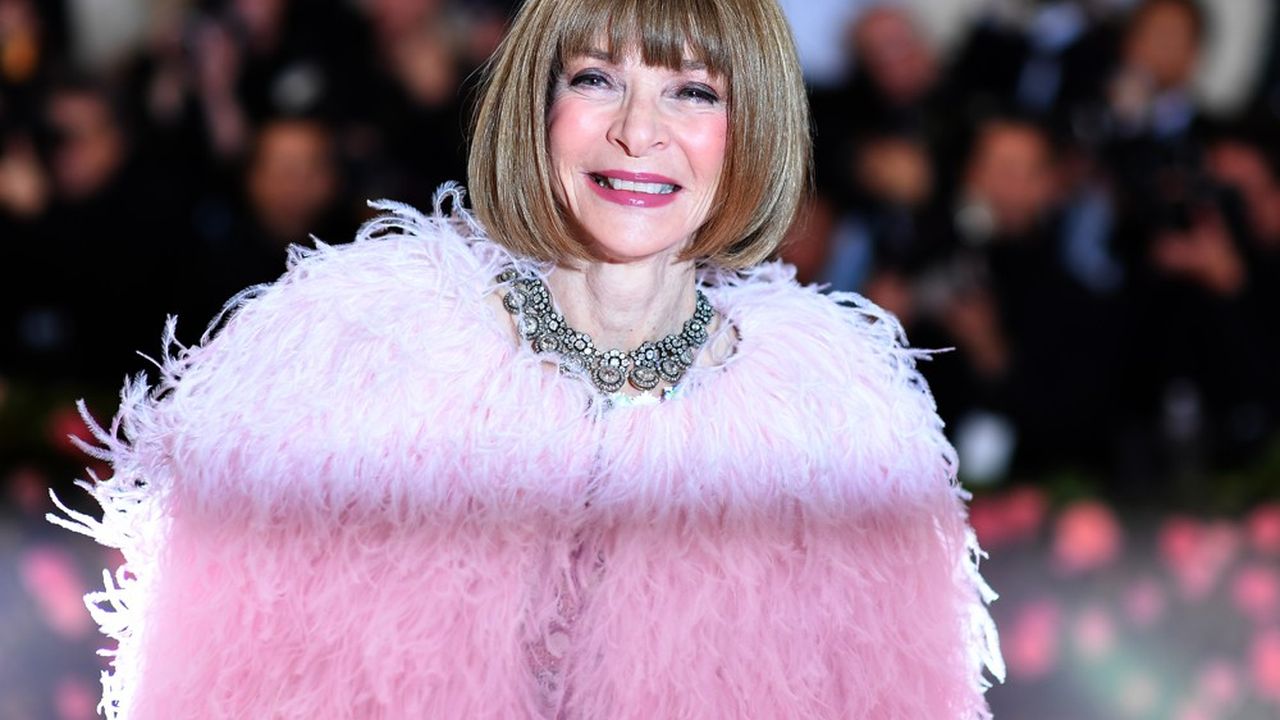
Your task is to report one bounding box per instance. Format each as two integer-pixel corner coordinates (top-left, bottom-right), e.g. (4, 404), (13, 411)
(584, 170), (682, 208)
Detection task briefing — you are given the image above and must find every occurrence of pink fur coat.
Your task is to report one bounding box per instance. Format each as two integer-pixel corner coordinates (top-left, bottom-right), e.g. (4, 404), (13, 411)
(52, 186), (1004, 719)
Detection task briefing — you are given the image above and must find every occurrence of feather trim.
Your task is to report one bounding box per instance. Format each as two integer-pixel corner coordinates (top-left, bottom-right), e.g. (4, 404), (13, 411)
(50, 186), (1002, 718)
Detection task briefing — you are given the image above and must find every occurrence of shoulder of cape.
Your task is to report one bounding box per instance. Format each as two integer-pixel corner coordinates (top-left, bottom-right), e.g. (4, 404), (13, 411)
(688, 266), (1005, 688)
(54, 185), (531, 507)
(165, 185), (530, 409)
(699, 261), (952, 442)
(580, 260), (963, 515)
(193, 184), (533, 366)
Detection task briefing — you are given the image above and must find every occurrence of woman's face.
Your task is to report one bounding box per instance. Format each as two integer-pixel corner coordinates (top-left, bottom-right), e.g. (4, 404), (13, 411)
(547, 50), (728, 264)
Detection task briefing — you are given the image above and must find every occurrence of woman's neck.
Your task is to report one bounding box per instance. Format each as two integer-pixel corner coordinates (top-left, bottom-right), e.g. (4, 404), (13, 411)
(546, 255), (698, 352)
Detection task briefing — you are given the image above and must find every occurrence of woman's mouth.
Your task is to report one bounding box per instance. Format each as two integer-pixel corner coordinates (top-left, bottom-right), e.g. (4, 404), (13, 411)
(585, 171), (682, 208)
(589, 173), (679, 195)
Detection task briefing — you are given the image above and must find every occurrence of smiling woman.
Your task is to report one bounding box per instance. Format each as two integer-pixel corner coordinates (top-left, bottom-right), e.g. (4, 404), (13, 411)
(469, 0), (808, 269)
(548, 53), (728, 261)
(51, 0), (1003, 718)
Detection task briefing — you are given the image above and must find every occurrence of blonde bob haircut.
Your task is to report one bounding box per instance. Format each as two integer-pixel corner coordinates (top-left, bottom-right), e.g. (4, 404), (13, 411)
(468, 0), (811, 269)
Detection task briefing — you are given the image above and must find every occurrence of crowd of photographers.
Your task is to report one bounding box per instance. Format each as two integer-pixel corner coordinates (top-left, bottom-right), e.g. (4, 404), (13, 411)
(0, 0), (514, 386)
(789, 0), (1280, 495)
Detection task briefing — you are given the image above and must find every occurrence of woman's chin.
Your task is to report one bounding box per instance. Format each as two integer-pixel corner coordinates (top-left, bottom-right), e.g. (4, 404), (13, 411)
(580, 238), (689, 265)
(567, 214), (693, 265)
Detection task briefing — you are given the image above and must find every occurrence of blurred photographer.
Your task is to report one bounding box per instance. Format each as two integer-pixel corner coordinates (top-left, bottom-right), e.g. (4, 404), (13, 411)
(1, 77), (187, 385)
(864, 115), (1127, 481)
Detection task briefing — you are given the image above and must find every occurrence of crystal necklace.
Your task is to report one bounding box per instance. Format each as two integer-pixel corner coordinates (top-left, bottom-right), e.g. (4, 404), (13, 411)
(496, 268), (714, 394)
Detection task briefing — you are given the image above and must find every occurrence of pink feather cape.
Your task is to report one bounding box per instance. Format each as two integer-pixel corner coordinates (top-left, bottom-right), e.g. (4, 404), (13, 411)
(51, 185), (1004, 718)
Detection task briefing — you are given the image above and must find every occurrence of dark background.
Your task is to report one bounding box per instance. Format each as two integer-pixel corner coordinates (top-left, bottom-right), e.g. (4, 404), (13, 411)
(2, 0), (1278, 717)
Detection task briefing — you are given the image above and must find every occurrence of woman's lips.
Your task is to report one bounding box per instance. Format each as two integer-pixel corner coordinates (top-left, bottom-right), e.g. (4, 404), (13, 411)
(596, 170), (681, 185)
(584, 170), (682, 208)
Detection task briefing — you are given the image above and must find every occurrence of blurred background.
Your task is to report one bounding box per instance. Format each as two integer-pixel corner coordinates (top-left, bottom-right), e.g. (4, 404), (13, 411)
(0, 0), (1277, 717)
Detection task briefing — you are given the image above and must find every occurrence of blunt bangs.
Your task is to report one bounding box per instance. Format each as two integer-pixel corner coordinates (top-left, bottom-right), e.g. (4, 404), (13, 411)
(555, 0), (730, 80)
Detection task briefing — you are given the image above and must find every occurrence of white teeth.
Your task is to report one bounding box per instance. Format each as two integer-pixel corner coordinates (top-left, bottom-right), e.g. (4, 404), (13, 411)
(593, 175), (677, 194)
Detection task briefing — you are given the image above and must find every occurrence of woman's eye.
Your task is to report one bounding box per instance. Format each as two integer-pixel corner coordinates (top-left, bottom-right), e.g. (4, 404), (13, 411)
(569, 71), (610, 89)
(679, 84), (721, 104)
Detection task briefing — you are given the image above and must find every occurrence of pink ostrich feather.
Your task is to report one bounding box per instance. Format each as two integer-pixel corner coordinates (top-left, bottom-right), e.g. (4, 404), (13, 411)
(49, 184), (1003, 719)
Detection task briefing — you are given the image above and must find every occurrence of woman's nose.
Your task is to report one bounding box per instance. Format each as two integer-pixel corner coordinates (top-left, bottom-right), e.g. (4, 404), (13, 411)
(607, 93), (667, 158)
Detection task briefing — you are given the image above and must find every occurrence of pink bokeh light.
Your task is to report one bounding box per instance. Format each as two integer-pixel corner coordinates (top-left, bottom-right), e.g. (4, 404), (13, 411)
(1231, 564), (1280, 625)
(1251, 628), (1280, 703)
(1247, 504), (1280, 557)
(45, 404), (95, 459)
(1072, 603), (1117, 661)
(1195, 657), (1242, 712)
(19, 546), (91, 640)
(1004, 597), (1062, 680)
(54, 675), (96, 720)
(1052, 500), (1123, 575)
(1001, 486), (1049, 538)
(968, 485), (1048, 549)
(1158, 518), (1242, 601)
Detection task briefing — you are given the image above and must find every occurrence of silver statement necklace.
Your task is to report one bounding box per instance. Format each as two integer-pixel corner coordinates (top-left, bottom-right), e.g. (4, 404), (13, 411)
(497, 269), (714, 394)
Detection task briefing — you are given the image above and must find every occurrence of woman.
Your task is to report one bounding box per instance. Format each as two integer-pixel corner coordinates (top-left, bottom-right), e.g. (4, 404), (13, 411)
(52, 0), (1003, 717)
